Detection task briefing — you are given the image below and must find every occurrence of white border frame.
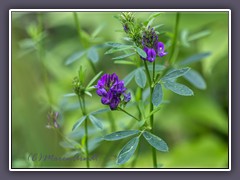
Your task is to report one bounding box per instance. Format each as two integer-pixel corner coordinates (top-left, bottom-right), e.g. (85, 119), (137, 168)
(9, 9), (231, 171)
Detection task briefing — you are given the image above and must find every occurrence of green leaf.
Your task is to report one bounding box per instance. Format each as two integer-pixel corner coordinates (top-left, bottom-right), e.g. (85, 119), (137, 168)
(63, 93), (76, 97)
(105, 45), (133, 54)
(147, 18), (155, 28)
(143, 131), (169, 152)
(135, 69), (147, 88)
(153, 24), (164, 30)
(178, 52), (211, 66)
(123, 70), (136, 86)
(135, 47), (147, 58)
(180, 30), (190, 47)
(163, 81), (194, 96)
(146, 106), (162, 119)
(65, 51), (85, 65)
(162, 67), (190, 81)
(148, 12), (163, 21)
(86, 71), (103, 89)
(72, 116), (87, 131)
(183, 69), (207, 90)
(188, 30), (211, 41)
(147, 64), (166, 72)
(144, 12), (163, 25)
(84, 91), (92, 97)
(152, 83), (163, 106)
(117, 137), (139, 165)
(112, 52), (136, 60)
(59, 140), (81, 149)
(62, 150), (81, 158)
(91, 108), (111, 115)
(114, 60), (136, 66)
(89, 115), (103, 130)
(104, 130), (140, 141)
(78, 65), (86, 84)
(91, 24), (105, 38)
(105, 42), (124, 48)
(87, 47), (99, 63)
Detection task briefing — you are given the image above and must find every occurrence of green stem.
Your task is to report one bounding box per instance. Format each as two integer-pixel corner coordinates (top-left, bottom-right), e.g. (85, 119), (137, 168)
(73, 12), (82, 44)
(118, 107), (140, 122)
(78, 96), (90, 168)
(150, 88), (157, 168)
(169, 12), (180, 64)
(107, 112), (116, 132)
(153, 60), (156, 83)
(143, 61), (157, 168)
(143, 61), (152, 87)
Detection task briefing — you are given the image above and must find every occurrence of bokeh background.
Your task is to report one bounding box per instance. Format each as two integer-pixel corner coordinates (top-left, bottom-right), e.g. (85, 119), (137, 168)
(11, 11), (229, 168)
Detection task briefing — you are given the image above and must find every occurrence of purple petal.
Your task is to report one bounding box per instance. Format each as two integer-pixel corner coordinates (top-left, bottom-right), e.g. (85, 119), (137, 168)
(147, 48), (156, 62)
(124, 92), (131, 102)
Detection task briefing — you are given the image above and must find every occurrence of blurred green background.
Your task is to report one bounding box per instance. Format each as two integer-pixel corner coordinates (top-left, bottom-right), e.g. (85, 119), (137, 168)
(11, 11), (229, 168)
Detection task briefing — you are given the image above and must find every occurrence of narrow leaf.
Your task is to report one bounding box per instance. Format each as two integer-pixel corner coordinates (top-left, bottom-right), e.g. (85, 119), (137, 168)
(152, 83), (163, 106)
(91, 108), (111, 115)
(162, 67), (190, 81)
(143, 131), (169, 152)
(188, 30), (211, 41)
(146, 106), (162, 119)
(147, 64), (166, 72)
(178, 52), (211, 66)
(114, 60), (136, 65)
(181, 30), (190, 47)
(59, 140), (81, 149)
(89, 115), (103, 130)
(72, 116), (87, 131)
(62, 150), (81, 158)
(112, 52), (136, 60)
(135, 69), (147, 88)
(135, 47), (147, 58)
(91, 24), (105, 38)
(65, 51), (85, 65)
(105, 42), (125, 48)
(163, 81), (194, 96)
(87, 47), (99, 63)
(86, 71), (103, 89)
(183, 69), (207, 90)
(153, 24), (164, 30)
(117, 137), (139, 165)
(104, 130), (140, 141)
(123, 70), (136, 86)
(63, 93), (76, 97)
(105, 45), (133, 54)
(84, 91), (92, 97)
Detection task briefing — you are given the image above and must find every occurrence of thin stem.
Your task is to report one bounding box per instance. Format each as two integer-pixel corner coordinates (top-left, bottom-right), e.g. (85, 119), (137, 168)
(143, 61), (152, 87)
(143, 60), (157, 168)
(118, 107), (140, 121)
(153, 60), (156, 83)
(150, 87), (157, 168)
(107, 112), (116, 132)
(73, 12), (82, 44)
(77, 96), (90, 168)
(169, 12), (180, 64)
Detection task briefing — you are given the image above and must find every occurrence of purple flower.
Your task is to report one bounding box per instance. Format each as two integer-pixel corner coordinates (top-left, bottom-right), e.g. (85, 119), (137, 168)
(140, 26), (167, 62)
(156, 42), (167, 57)
(124, 93), (131, 102)
(143, 47), (156, 62)
(95, 73), (131, 110)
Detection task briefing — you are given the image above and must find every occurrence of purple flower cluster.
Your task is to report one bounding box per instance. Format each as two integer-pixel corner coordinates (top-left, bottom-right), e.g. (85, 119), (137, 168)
(95, 73), (131, 110)
(141, 26), (167, 62)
